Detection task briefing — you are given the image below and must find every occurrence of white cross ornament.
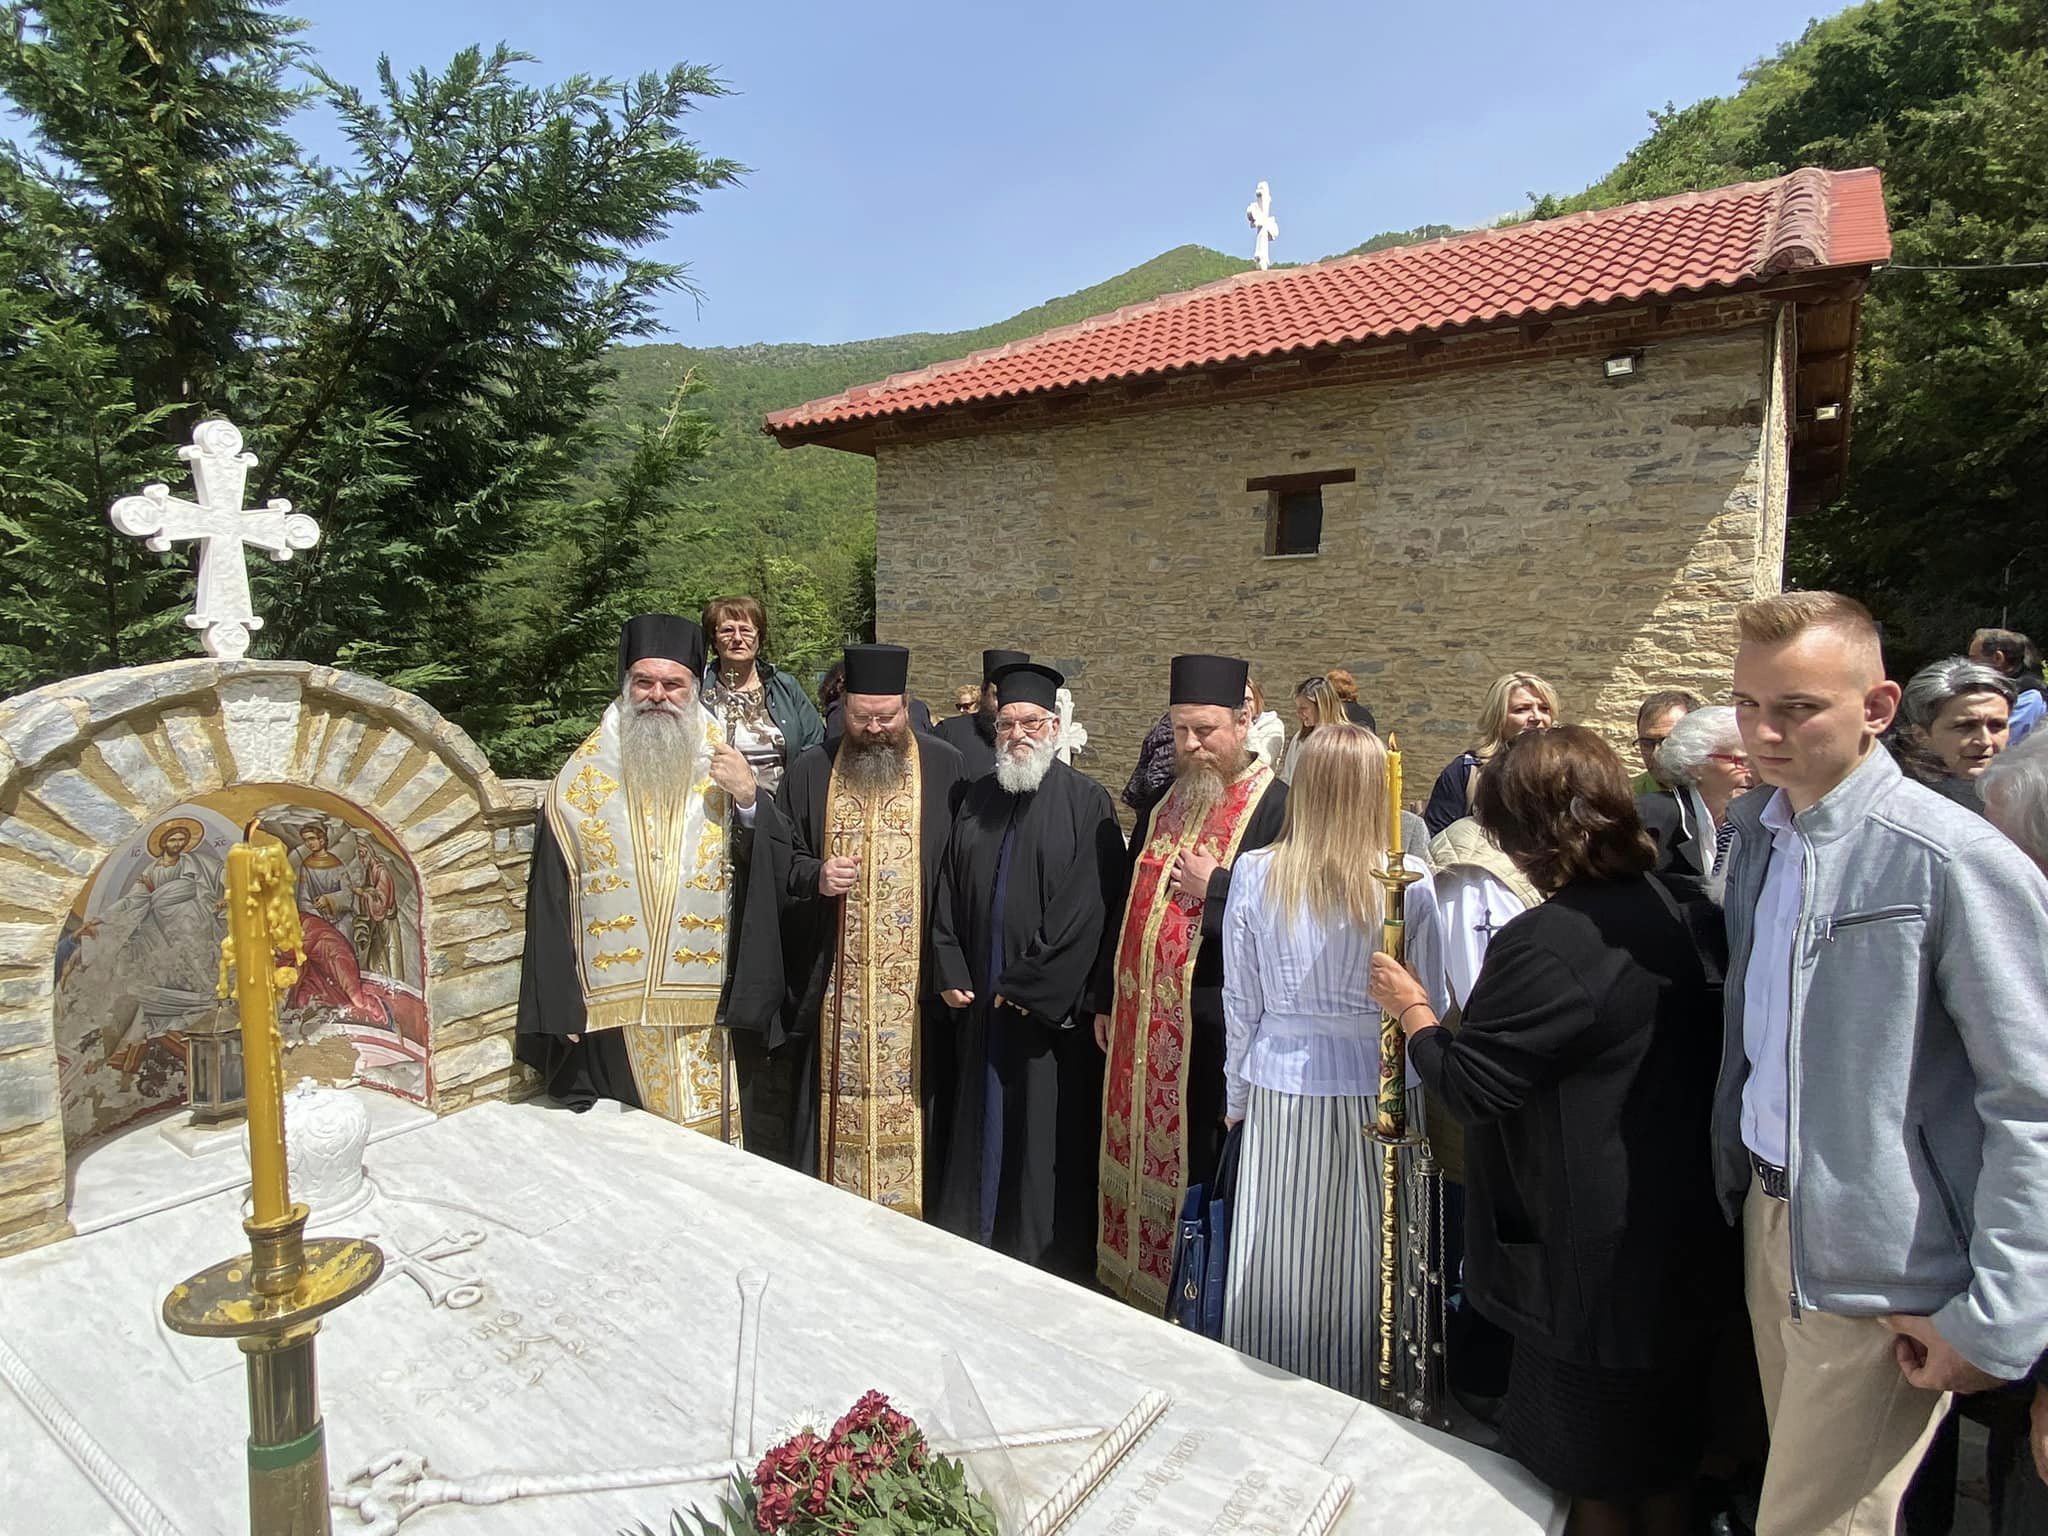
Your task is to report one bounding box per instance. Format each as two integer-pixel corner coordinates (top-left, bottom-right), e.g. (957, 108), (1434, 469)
(109, 417), (320, 660)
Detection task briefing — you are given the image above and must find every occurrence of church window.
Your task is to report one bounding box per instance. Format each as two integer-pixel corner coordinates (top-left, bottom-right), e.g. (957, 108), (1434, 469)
(1248, 467), (1354, 558)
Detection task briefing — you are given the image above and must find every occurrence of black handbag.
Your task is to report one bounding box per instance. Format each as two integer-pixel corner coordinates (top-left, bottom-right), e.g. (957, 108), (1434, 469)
(1166, 1122), (1245, 1339)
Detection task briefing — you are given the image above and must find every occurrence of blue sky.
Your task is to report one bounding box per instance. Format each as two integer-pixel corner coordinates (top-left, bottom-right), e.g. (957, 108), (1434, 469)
(288, 0), (1842, 348)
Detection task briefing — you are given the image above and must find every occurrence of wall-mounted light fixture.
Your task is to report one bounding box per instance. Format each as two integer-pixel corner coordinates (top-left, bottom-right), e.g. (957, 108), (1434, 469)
(1601, 352), (1642, 382)
(1813, 402), (1843, 422)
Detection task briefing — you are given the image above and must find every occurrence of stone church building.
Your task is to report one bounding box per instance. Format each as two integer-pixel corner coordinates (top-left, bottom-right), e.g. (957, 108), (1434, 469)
(768, 168), (1891, 794)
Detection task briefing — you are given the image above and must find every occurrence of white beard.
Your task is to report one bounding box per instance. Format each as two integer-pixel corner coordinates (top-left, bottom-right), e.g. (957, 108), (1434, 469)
(618, 694), (705, 809)
(994, 738), (1058, 795)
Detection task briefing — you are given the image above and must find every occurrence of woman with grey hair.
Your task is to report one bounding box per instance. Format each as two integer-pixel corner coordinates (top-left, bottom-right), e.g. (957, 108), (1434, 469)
(1636, 705), (1753, 877)
(1899, 657), (2014, 812)
(1974, 728), (2048, 1535)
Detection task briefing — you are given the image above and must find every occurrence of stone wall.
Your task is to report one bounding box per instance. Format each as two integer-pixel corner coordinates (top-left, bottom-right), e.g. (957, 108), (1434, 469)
(0, 660), (542, 1255)
(876, 309), (1791, 802)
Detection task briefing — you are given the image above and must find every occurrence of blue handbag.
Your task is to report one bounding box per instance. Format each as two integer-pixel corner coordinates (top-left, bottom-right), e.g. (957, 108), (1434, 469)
(1166, 1123), (1244, 1339)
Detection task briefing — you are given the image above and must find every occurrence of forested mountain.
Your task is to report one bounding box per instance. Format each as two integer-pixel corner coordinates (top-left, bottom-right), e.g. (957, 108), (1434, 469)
(1518, 0), (2047, 666)
(4, 0), (2039, 776)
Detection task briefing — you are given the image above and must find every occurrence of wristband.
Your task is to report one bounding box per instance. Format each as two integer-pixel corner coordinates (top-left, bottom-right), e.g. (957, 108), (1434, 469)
(1397, 1002), (1435, 1030)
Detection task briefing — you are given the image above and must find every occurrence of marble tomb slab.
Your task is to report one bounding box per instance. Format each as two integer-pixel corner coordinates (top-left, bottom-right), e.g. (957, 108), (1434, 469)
(0, 1099), (1562, 1535)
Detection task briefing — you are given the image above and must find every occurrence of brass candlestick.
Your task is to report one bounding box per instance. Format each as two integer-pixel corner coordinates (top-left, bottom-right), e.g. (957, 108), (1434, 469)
(162, 831), (383, 1536)
(1369, 852), (1424, 1412)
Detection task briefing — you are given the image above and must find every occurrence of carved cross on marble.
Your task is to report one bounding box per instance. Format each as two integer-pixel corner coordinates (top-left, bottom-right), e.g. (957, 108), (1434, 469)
(108, 418), (320, 660)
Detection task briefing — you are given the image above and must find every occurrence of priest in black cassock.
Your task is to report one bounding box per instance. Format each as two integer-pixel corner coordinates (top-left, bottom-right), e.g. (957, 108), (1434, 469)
(514, 614), (789, 1149)
(934, 648), (1028, 780)
(772, 643), (963, 1215)
(931, 662), (1122, 1279)
(1086, 652), (1289, 1311)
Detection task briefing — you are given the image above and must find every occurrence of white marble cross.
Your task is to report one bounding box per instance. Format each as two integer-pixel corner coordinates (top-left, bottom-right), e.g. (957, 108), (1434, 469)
(1246, 180), (1279, 271)
(109, 417), (320, 660)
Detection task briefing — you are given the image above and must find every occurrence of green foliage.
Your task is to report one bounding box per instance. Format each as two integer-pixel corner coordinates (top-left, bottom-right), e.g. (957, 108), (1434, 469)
(1517, 0), (2048, 669)
(0, 2), (737, 771)
(1341, 224), (1459, 256)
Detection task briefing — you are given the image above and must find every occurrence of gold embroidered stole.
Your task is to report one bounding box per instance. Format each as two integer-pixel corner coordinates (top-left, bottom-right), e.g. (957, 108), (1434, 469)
(817, 738), (924, 1214)
(1096, 762), (1275, 1311)
(544, 703), (739, 1141)
(544, 704), (732, 1031)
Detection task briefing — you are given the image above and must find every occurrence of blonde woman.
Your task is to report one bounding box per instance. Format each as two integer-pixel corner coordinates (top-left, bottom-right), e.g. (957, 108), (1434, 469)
(1246, 680), (1286, 771)
(1422, 671), (1558, 836)
(1279, 675), (1346, 784)
(1220, 725), (1446, 1396)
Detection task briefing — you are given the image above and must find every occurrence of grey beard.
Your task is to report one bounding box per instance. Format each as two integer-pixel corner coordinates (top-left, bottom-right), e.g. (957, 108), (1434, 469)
(1172, 762), (1226, 819)
(619, 695), (704, 808)
(994, 738), (1057, 795)
(841, 737), (910, 794)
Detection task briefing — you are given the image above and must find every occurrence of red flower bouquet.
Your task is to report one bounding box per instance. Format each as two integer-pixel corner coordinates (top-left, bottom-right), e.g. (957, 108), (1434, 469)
(637, 1391), (1001, 1536)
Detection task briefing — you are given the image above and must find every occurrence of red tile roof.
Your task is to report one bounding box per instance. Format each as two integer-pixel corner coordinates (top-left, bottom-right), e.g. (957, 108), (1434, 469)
(768, 167), (1889, 445)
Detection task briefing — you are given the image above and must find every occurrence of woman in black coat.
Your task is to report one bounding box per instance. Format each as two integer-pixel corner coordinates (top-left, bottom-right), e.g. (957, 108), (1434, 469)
(1370, 725), (1730, 1536)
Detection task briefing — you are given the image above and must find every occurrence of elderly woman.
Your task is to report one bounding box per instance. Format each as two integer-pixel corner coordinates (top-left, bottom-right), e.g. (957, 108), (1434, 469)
(1423, 671), (1559, 836)
(1636, 704), (1753, 878)
(1899, 657), (2014, 812)
(1369, 726), (1729, 1532)
(1974, 731), (2048, 1531)
(701, 596), (824, 799)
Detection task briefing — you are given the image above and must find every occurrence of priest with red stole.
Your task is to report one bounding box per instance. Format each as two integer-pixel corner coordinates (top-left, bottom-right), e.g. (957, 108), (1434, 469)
(1088, 652), (1288, 1312)
(773, 643), (963, 1214)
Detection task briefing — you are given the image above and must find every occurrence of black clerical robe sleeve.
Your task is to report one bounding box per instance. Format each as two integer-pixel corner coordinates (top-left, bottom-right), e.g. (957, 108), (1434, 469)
(515, 814), (585, 1042)
(722, 798), (793, 1044)
(997, 775), (1122, 1026)
(931, 806), (974, 998)
(1197, 780), (1288, 944)
(778, 747), (829, 904)
(1084, 794), (1147, 1018)
(1407, 922), (1592, 1125)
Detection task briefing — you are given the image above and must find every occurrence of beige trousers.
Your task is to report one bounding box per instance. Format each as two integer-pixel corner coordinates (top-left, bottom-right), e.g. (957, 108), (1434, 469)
(1744, 1183), (1949, 1536)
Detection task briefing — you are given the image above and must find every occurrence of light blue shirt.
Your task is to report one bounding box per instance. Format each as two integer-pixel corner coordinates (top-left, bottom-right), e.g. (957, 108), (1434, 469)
(2011, 687), (2044, 745)
(1740, 789), (1803, 1167)
(1221, 849), (1447, 1119)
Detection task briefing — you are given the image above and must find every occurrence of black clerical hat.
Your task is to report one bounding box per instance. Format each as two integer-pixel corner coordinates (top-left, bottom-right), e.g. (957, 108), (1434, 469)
(981, 648), (1029, 685)
(993, 661), (1062, 713)
(618, 613), (705, 684)
(1169, 653), (1249, 708)
(842, 644), (910, 696)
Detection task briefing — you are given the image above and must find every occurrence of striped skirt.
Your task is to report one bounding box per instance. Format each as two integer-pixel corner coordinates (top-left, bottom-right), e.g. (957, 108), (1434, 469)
(1221, 1083), (1420, 1399)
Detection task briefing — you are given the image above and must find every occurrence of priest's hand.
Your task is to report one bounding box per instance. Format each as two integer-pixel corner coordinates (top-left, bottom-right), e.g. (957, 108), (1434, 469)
(1170, 849), (1219, 900)
(1092, 1013), (1111, 1051)
(709, 743), (757, 810)
(941, 988), (974, 1008)
(819, 856), (859, 897)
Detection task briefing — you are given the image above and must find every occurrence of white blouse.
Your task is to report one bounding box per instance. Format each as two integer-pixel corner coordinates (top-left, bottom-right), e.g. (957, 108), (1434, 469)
(1221, 848), (1448, 1119)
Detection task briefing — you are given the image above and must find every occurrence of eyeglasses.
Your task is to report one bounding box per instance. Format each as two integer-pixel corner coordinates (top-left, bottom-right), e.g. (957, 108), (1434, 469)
(994, 714), (1057, 738)
(1707, 752), (1751, 769)
(1635, 736), (1669, 753)
(713, 624), (758, 639)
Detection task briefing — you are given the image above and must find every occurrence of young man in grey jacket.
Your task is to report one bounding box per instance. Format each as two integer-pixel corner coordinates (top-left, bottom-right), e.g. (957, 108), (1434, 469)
(1716, 590), (2048, 1536)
